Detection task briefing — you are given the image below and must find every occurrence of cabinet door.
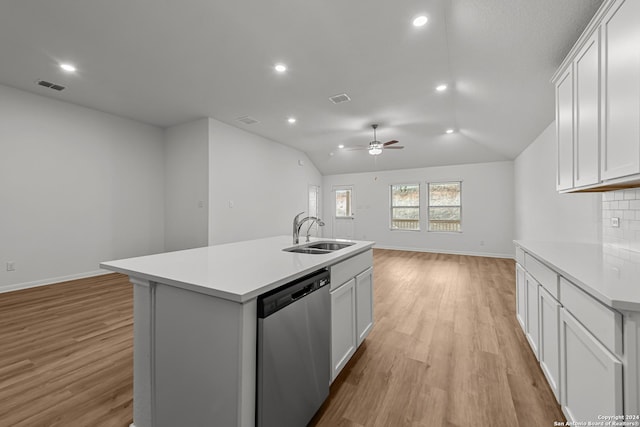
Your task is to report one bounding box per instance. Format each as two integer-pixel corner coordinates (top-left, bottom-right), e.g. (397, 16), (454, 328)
(525, 273), (539, 358)
(556, 65), (574, 191)
(539, 286), (561, 402)
(355, 267), (373, 346)
(574, 29), (601, 187)
(515, 263), (526, 331)
(601, 0), (640, 180)
(331, 278), (356, 382)
(560, 308), (623, 423)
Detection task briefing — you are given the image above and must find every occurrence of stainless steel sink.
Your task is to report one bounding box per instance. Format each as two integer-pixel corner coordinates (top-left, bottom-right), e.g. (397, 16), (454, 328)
(283, 241), (355, 255)
(285, 248), (332, 255)
(305, 242), (354, 251)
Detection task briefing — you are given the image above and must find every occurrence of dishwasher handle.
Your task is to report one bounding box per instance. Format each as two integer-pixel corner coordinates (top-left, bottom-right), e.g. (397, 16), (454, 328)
(291, 284), (314, 301)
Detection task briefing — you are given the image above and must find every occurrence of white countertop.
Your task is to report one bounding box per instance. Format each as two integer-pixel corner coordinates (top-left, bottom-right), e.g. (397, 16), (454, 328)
(515, 240), (640, 311)
(100, 236), (375, 303)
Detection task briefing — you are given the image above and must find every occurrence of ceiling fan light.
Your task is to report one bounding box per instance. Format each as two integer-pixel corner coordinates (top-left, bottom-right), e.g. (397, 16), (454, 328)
(368, 142), (383, 155)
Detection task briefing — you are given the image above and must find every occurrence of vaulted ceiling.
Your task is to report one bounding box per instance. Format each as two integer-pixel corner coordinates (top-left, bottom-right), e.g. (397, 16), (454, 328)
(0, 0), (603, 175)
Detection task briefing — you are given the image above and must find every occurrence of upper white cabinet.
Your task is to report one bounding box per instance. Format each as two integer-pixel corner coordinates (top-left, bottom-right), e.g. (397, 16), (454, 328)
(601, 0), (640, 181)
(556, 65), (575, 191)
(553, 0), (640, 192)
(574, 29), (601, 188)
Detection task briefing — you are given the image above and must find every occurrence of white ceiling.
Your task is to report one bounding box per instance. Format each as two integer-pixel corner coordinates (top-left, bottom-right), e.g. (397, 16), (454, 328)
(0, 0), (603, 175)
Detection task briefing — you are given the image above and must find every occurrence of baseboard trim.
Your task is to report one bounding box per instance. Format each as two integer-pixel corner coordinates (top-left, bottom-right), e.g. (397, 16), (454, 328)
(373, 244), (514, 259)
(0, 269), (113, 294)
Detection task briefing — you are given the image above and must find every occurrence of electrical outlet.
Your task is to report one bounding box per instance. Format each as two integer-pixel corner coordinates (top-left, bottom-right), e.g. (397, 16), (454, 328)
(611, 217), (620, 228)
(6, 261), (15, 271)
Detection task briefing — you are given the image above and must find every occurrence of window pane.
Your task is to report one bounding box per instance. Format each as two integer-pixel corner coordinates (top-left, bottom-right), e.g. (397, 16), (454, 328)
(391, 184), (420, 206)
(429, 182), (460, 206)
(335, 189), (352, 217)
(391, 207), (419, 230)
(428, 207), (461, 232)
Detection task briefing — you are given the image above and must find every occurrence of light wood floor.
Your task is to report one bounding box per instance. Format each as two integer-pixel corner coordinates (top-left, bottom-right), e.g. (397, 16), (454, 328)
(0, 274), (133, 427)
(311, 250), (564, 426)
(0, 250), (563, 426)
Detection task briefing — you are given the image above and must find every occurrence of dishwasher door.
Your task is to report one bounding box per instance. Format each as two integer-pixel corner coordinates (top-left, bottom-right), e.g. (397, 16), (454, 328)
(257, 270), (331, 427)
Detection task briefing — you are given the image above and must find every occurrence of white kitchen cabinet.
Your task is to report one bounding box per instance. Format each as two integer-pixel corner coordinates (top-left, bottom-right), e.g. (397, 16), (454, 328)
(553, 0), (640, 191)
(355, 267), (373, 346)
(538, 285), (561, 402)
(560, 308), (623, 423)
(556, 64), (574, 191)
(574, 29), (600, 188)
(515, 263), (526, 330)
(330, 278), (356, 382)
(525, 273), (540, 358)
(601, 0), (640, 181)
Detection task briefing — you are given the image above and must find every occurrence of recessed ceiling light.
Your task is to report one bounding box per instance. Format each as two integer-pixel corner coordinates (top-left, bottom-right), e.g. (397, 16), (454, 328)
(446, 129), (455, 134)
(59, 63), (77, 73)
(288, 117), (296, 124)
(436, 84), (447, 92)
(413, 15), (428, 27)
(338, 144), (345, 149)
(274, 63), (287, 73)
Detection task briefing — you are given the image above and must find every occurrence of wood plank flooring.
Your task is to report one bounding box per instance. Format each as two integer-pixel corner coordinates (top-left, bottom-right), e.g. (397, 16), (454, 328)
(0, 274), (133, 427)
(310, 250), (565, 427)
(0, 250), (563, 426)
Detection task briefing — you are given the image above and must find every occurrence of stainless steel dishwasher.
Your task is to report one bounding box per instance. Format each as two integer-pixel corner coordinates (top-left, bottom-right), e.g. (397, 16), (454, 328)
(257, 268), (331, 427)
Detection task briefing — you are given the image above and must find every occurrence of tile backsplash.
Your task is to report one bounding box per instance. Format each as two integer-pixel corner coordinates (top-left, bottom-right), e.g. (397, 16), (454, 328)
(603, 189), (640, 253)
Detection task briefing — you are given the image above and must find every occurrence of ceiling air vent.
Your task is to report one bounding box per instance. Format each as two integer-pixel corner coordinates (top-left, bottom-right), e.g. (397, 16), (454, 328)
(236, 115), (260, 125)
(329, 93), (351, 104)
(37, 80), (66, 91)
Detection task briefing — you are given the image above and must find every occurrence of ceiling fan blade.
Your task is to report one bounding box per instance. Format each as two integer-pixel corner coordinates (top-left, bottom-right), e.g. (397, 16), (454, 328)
(383, 140), (399, 146)
(384, 146), (404, 149)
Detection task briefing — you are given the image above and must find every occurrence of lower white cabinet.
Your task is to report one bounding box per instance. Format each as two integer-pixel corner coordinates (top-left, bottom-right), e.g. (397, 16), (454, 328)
(355, 267), (373, 346)
(525, 273), (540, 359)
(331, 278), (356, 382)
(539, 286), (561, 401)
(515, 263), (526, 330)
(560, 308), (623, 423)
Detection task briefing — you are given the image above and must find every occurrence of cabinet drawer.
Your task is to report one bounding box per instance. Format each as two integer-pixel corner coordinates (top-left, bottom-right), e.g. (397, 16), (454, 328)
(560, 277), (622, 355)
(330, 249), (373, 291)
(515, 247), (525, 265)
(525, 253), (559, 299)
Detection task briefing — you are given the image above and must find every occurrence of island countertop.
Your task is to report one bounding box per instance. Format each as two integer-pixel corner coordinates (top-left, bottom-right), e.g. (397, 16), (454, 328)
(100, 235), (375, 303)
(514, 240), (640, 311)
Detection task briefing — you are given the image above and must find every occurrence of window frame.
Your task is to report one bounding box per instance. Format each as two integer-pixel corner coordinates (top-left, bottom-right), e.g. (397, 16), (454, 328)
(389, 183), (421, 231)
(334, 185), (354, 218)
(427, 181), (463, 233)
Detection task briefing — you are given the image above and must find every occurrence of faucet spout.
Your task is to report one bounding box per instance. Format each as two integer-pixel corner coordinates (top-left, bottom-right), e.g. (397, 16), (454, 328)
(292, 212), (305, 244)
(297, 216), (325, 243)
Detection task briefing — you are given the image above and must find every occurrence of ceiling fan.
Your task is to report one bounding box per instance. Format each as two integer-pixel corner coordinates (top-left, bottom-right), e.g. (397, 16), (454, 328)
(347, 124), (404, 155)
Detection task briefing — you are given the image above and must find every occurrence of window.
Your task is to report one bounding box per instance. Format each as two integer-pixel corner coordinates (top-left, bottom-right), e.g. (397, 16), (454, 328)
(308, 184), (320, 235)
(390, 184), (420, 230)
(335, 187), (353, 217)
(428, 181), (462, 232)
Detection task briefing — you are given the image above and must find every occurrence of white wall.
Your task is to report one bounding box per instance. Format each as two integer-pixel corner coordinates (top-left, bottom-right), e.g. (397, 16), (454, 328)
(514, 122), (601, 243)
(0, 84), (165, 292)
(164, 119), (209, 251)
(322, 161), (515, 258)
(208, 119), (322, 245)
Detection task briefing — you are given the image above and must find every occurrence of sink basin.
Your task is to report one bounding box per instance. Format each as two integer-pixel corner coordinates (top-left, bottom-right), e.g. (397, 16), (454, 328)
(306, 242), (355, 251)
(283, 240), (355, 255)
(285, 247), (332, 255)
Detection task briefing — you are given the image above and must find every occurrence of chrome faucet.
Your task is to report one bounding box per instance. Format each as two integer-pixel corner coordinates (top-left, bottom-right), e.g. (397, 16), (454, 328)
(293, 212), (325, 244)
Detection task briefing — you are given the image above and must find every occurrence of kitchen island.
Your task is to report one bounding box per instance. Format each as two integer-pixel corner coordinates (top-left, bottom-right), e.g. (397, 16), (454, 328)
(100, 235), (375, 427)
